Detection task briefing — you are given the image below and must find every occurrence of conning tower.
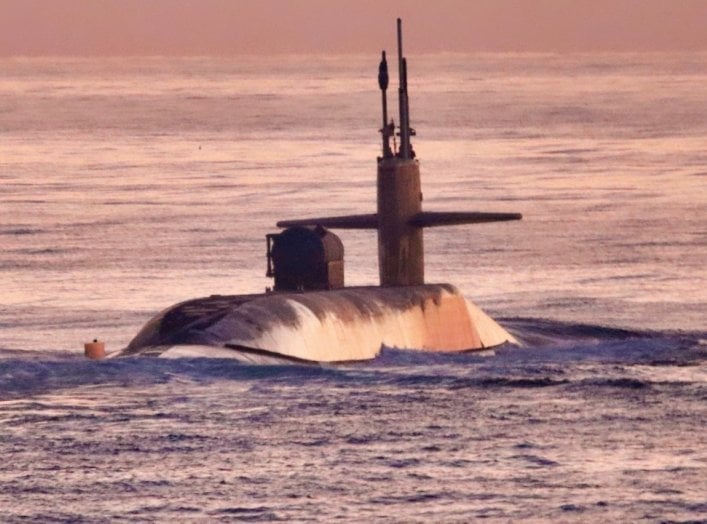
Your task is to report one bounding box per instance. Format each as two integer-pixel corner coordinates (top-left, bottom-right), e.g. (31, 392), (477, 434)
(376, 18), (423, 285)
(275, 18), (521, 288)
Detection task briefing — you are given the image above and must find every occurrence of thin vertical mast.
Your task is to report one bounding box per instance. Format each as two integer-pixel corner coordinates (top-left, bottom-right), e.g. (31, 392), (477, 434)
(378, 51), (392, 158)
(397, 18), (411, 160)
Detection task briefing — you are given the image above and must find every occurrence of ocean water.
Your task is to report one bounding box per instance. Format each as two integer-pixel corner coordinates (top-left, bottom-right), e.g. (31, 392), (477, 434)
(0, 54), (705, 521)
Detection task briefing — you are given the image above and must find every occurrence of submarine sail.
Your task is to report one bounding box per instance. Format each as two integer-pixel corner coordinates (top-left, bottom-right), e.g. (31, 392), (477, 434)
(277, 19), (521, 287)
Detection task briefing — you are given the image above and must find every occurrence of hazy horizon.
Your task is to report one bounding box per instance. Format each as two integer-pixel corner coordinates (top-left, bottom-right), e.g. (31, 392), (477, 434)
(1, 0), (706, 57)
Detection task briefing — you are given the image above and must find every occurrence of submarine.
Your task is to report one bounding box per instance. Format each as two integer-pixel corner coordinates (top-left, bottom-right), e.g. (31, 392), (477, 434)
(116, 19), (522, 363)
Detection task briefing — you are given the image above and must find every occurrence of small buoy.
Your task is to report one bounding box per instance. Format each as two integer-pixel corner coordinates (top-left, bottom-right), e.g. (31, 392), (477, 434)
(84, 339), (106, 360)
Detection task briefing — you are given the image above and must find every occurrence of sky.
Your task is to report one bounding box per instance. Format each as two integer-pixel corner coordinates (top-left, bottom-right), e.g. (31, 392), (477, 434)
(1, 0), (706, 56)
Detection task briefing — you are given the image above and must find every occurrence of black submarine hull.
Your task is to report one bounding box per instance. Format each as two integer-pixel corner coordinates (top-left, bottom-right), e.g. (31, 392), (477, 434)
(117, 284), (517, 363)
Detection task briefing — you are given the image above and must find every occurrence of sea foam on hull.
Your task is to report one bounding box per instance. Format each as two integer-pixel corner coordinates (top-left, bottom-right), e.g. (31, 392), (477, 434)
(120, 284), (516, 362)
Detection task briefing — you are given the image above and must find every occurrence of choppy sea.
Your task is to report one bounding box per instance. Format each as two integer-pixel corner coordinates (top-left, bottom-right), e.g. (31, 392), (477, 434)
(0, 54), (705, 522)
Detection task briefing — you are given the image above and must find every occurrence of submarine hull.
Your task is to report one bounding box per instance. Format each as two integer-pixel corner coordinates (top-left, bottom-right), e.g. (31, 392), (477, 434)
(118, 284), (517, 363)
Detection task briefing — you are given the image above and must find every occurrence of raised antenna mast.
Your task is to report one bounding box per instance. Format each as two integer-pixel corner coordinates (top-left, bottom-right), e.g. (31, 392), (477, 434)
(378, 51), (393, 158)
(397, 18), (412, 160)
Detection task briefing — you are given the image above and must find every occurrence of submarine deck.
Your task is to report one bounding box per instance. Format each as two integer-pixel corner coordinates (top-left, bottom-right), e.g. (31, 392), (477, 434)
(121, 284), (516, 362)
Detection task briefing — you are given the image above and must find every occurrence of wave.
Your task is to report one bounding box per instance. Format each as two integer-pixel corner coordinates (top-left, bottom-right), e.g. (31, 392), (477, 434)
(1, 318), (704, 399)
(501, 317), (706, 364)
(0, 227), (43, 236)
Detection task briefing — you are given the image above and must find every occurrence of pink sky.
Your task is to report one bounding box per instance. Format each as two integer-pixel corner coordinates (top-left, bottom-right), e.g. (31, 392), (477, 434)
(1, 0), (705, 56)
